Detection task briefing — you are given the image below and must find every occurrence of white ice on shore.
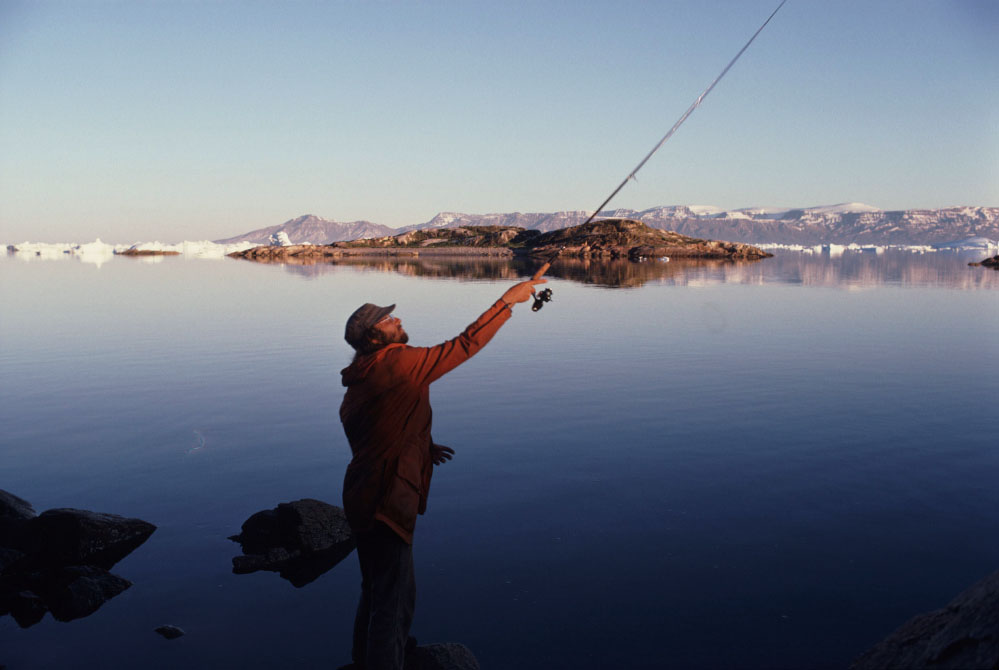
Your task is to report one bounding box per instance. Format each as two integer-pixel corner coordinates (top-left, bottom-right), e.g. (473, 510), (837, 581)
(6, 238), (257, 264)
(753, 241), (993, 255)
(124, 240), (256, 258)
(269, 231), (292, 247)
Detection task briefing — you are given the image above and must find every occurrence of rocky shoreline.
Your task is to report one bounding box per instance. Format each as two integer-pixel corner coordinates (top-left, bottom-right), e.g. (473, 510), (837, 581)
(228, 219), (772, 264)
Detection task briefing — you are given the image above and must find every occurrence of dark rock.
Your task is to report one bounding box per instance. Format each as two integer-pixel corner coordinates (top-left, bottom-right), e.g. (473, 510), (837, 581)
(0, 490), (36, 523)
(851, 569), (999, 669)
(1, 499), (154, 628)
(0, 547), (25, 573)
(39, 566), (131, 622)
(0, 489), (36, 539)
(406, 643), (481, 670)
(155, 624), (185, 639)
(230, 499), (352, 554)
(8, 589), (47, 628)
(13, 508), (156, 570)
(2, 566), (133, 626)
(230, 499), (355, 587)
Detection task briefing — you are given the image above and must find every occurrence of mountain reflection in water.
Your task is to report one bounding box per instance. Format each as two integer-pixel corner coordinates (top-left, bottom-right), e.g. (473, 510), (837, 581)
(262, 250), (997, 290)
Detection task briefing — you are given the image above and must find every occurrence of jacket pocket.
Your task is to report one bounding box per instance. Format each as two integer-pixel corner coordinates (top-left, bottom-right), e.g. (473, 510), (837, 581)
(380, 455), (424, 534)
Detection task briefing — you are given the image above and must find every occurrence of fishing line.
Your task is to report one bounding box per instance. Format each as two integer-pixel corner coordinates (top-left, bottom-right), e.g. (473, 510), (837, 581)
(531, 1), (786, 310)
(580, 0), (787, 227)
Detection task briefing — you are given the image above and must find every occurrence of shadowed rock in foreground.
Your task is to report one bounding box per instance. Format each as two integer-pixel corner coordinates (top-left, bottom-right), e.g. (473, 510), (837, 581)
(339, 642), (481, 670)
(0, 489), (156, 627)
(228, 219), (771, 263)
(851, 569), (999, 669)
(407, 642), (481, 670)
(229, 498), (356, 587)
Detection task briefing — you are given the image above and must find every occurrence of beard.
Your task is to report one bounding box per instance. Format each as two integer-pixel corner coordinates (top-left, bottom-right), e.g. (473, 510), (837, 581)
(374, 329), (408, 346)
(353, 328), (409, 361)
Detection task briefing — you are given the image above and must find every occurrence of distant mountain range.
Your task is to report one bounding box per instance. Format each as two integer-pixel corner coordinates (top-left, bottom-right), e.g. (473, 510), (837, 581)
(215, 204), (999, 246)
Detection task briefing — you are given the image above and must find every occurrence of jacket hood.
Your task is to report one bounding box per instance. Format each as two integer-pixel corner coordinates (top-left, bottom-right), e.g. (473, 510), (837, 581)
(341, 343), (404, 387)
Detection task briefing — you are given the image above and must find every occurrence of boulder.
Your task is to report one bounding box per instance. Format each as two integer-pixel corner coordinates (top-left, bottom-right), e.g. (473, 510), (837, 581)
(230, 499), (355, 587)
(0, 492), (155, 628)
(230, 498), (352, 554)
(851, 569), (999, 669)
(0, 490), (36, 523)
(0, 547), (24, 573)
(36, 566), (132, 622)
(155, 624), (185, 639)
(0, 490), (36, 538)
(12, 508), (156, 570)
(6, 589), (47, 628)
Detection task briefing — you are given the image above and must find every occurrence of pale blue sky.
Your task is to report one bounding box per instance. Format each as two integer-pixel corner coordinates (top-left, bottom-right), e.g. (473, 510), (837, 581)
(1, 0), (996, 243)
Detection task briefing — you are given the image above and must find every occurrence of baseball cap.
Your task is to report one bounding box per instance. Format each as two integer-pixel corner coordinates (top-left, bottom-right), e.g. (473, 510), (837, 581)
(345, 303), (395, 348)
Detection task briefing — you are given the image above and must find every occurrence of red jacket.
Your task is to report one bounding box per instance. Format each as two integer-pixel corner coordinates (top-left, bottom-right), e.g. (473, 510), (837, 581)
(340, 300), (512, 544)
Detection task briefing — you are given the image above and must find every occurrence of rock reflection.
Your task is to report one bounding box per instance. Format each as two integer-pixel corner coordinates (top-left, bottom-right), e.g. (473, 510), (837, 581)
(229, 499), (355, 588)
(266, 250), (999, 290)
(0, 490), (156, 627)
(275, 255), (768, 288)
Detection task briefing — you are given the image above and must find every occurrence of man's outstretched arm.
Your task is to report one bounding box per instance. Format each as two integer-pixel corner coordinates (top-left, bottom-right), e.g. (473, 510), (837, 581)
(397, 278), (548, 386)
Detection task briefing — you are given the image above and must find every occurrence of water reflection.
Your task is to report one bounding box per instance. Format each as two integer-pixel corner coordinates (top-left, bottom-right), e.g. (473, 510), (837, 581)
(229, 499), (356, 588)
(265, 250), (998, 290)
(0, 490), (156, 627)
(276, 255), (769, 288)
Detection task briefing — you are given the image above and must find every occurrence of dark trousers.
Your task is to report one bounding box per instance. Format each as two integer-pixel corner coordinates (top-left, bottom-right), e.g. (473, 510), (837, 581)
(352, 522), (415, 670)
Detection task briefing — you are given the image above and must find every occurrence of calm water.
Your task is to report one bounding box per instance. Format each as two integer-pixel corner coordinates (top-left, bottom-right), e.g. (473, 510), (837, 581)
(1, 250), (997, 669)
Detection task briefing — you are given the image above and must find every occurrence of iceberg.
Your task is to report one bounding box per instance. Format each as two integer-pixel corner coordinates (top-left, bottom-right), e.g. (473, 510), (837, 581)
(6, 239), (124, 267)
(7, 239), (257, 263)
(933, 237), (999, 252)
(120, 240), (256, 258)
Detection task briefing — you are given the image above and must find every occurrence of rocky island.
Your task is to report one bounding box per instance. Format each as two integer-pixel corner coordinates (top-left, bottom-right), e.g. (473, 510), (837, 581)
(227, 219), (772, 264)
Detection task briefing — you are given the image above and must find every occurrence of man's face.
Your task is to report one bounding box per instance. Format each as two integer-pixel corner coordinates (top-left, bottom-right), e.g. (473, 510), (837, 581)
(370, 314), (408, 345)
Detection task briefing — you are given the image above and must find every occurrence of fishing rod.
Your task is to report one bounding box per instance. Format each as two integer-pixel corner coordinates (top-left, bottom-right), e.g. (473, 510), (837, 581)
(531, 0), (787, 311)
(581, 0), (787, 228)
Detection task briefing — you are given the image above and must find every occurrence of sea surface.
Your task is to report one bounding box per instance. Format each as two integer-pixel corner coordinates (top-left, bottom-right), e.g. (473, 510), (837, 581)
(1, 249), (997, 669)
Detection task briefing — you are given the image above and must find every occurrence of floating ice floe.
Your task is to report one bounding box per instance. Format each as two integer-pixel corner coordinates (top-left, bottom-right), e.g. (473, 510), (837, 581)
(932, 237), (999, 252)
(7, 238), (258, 264)
(121, 240), (257, 258)
(6, 239), (125, 267)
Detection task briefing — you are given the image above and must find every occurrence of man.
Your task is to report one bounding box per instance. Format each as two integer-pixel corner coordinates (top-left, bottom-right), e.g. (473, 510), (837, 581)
(339, 277), (546, 669)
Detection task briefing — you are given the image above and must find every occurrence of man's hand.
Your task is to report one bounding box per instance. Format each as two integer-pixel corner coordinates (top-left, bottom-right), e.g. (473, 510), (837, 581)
(501, 278), (547, 306)
(431, 443), (455, 466)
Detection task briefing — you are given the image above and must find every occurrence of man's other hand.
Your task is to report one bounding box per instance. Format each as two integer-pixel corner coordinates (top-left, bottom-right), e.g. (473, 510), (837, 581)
(431, 443), (455, 466)
(501, 279), (547, 306)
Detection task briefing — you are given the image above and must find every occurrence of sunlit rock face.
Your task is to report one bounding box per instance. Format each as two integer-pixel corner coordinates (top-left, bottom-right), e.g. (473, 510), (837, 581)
(228, 220), (771, 263)
(526, 218), (772, 260)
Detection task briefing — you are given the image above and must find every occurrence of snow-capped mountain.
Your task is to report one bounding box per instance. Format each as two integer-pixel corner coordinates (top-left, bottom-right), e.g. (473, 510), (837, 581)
(216, 205), (999, 246)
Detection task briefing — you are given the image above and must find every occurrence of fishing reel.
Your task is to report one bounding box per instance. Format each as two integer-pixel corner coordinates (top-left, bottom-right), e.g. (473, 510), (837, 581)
(531, 288), (554, 312)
